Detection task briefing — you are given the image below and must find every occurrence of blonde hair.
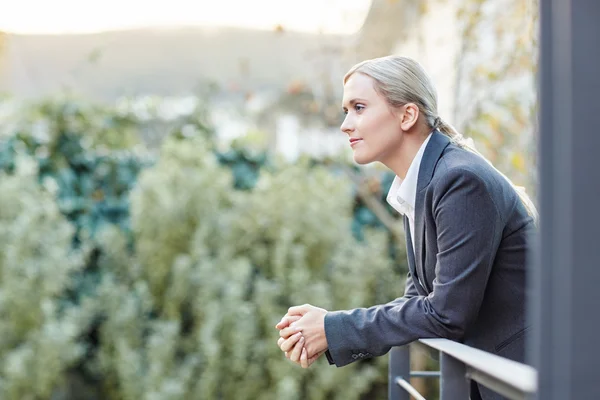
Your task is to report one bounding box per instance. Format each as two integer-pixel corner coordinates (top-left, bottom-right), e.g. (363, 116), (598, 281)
(345, 55), (538, 221)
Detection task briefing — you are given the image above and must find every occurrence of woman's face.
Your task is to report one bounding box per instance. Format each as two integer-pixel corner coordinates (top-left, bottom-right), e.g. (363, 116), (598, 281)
(341, 73), (405, 165)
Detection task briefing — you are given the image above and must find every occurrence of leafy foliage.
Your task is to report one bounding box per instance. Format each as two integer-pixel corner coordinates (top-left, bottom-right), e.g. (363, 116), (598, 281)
(0, 158), (88, 399)
(452, 0), (538, 192)
(0, 99), (154, 247)
(0, 98), (406, 399)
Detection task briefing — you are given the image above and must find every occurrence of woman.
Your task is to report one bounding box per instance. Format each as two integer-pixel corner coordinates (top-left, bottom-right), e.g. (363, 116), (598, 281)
(275, 55), (536, 400)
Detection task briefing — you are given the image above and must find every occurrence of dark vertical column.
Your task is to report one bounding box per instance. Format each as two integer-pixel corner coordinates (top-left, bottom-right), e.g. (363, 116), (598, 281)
(533, 0), (600, 398)
(440, 353), (469, 400)
(388, 346), (410, 400)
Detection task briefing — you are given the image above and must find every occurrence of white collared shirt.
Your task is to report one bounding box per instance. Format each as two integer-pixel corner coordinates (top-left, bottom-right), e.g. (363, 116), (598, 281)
(386, 133), (433, 252)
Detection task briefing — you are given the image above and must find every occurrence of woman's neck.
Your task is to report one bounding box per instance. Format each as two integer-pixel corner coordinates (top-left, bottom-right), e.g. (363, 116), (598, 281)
(383, 130), (432, 179)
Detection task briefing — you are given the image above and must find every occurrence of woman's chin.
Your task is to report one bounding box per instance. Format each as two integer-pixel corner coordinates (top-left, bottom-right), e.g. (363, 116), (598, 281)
(352, 152), (374, 165)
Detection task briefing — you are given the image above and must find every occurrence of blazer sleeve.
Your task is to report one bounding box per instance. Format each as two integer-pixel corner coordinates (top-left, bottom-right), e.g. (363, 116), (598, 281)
(324, 168), (504, 367)
(324, 272), (416, 364)
(402, 270), (419, 299)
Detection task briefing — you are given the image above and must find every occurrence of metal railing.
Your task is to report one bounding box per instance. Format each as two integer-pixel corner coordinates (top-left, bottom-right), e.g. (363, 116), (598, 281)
(388, 339), (537, 400)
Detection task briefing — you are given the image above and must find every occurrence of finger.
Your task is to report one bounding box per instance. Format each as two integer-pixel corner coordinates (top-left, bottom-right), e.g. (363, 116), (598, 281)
(285, 351), (289, 359)
(275, 315), (301, 330)
(277, 337), (284, 347)
(301, 347), (308, 368)
(275, 317), (290, 330)
(288, 304), (310, 316)
(279, 325), (301, 339)
(280, 332), (302, 353)
(279, 332), (302, 353)
(289, 336), (304, 363)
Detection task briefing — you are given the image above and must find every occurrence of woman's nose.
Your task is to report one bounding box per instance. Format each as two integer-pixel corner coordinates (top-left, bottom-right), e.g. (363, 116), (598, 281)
(340, 115), (354, 134)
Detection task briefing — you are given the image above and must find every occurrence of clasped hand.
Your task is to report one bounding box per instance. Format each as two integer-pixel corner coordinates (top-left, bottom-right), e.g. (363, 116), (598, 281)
(275, 304), (328, 368)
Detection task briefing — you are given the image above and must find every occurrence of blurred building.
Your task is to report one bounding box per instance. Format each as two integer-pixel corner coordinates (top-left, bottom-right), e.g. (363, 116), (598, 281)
(0, 31), (7, 92)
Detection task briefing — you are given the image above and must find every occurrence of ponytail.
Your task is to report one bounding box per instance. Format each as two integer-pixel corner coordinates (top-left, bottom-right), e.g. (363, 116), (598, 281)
(436, 117), (539, 223)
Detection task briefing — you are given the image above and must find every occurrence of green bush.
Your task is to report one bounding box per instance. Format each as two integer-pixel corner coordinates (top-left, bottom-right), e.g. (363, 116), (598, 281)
(0, 98), (155, 247)
(86, 135), (404, 399)
(0, 98), (407, 399)
(0, 157), (88, 399)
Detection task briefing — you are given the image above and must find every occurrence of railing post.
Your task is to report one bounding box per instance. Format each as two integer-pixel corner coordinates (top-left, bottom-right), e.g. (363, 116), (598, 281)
(440, 352), (469, 400)
(389, 346), (410, 400)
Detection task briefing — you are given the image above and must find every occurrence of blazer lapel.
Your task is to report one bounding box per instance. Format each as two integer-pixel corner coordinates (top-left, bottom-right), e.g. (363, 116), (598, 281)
(404, 215), (427, 296)
(414, 131), (452, 294)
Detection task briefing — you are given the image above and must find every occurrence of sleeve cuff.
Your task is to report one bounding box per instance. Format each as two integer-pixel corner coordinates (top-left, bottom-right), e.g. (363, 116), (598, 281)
(325, 350), (335, 365)
(324, 310), (355, 367)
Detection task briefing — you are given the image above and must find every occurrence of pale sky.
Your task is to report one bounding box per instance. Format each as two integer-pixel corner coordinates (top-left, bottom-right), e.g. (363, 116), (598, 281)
(1, 0), (371, 34)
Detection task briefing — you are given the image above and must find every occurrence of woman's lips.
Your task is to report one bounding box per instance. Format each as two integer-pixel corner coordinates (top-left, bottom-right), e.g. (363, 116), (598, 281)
(349, 138), (363, 147)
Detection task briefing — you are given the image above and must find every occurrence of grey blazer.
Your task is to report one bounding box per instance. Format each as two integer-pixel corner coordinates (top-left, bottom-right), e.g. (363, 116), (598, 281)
(324, 131), (534, 397)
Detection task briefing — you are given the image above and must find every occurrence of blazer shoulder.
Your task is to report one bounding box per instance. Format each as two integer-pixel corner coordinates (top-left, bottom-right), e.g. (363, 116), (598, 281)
(432, 146), (508, 189)
(429, 147), (525, 224)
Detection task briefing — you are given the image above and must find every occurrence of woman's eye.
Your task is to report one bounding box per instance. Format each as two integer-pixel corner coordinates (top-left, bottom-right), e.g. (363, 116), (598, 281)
(355, 104), (365, 112)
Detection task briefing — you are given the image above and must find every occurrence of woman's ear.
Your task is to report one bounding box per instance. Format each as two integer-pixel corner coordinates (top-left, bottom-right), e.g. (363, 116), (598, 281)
(399, 103), (420, 131)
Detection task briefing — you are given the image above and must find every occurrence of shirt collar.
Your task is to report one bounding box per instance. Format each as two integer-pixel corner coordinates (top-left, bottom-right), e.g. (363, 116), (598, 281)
(386, 133), (433, 215)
